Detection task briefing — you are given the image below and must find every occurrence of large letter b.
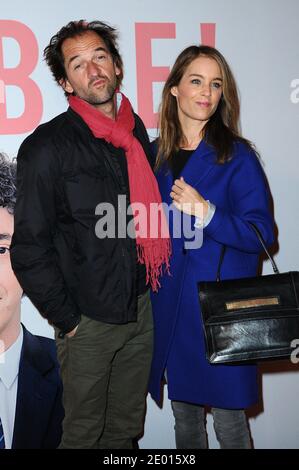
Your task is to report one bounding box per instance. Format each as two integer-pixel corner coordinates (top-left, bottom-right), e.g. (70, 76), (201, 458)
(0, 20), (43, 135)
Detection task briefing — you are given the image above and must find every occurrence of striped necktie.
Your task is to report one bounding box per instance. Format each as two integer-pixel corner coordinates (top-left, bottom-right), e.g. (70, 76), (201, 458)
(0, 417), (5, 449)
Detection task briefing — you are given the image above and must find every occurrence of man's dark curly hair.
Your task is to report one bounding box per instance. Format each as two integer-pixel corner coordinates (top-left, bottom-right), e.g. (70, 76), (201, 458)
(0, 152), (17, 215)
(43, 20), (124, 94)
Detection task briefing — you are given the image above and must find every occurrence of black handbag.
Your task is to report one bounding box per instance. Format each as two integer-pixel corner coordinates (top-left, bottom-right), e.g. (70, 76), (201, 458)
(198, 223), (299, 364)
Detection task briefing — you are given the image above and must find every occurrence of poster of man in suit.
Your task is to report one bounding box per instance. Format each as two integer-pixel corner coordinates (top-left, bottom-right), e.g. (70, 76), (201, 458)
(0, 152), (64, 449)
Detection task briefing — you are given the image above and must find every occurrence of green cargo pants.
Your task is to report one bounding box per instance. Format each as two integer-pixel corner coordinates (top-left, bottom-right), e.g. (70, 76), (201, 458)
(55, 289), (153, 449)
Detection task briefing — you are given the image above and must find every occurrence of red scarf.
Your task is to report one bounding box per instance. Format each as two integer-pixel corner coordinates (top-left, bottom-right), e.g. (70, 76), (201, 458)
(69, 93), (171, 291)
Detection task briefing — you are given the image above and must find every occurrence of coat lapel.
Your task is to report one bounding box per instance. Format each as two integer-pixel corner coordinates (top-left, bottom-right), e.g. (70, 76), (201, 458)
(156, 139), (216, 199)
(179, 140), (216, 188)
(12, 327), (57, 449)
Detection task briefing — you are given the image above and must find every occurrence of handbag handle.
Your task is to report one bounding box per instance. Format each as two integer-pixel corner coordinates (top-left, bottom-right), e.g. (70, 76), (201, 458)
(216, 222), (279, 282)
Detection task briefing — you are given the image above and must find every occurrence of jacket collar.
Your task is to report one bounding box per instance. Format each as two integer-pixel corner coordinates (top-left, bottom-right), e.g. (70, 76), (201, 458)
(12, 326), (57, 449)
(19, 325), (55, 376)
(0, 328), (23, 389)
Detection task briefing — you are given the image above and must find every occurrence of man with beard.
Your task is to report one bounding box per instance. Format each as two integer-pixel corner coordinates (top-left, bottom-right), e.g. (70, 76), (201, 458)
(11, 20), (170, 449)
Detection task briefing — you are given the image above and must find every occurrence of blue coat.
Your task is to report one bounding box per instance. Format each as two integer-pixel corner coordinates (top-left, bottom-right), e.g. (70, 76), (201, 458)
(149, 140), (274, 409)
(12, 326), (64, 449)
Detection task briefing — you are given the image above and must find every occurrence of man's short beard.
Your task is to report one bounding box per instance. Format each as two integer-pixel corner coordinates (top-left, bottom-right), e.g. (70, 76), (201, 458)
(84, 83), (117, 107)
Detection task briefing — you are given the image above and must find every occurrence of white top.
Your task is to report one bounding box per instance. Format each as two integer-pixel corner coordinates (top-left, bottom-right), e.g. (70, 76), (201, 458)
(0, 328), (23, 449)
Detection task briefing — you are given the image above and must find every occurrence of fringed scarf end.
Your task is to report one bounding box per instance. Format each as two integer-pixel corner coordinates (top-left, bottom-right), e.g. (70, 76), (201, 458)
(137, 239), (171, 292)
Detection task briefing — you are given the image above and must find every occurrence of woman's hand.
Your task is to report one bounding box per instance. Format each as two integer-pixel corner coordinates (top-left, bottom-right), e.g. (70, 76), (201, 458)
(170, 177), (209, 219)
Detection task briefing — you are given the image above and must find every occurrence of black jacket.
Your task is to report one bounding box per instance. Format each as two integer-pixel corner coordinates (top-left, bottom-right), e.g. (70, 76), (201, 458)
(11, 108), (153, 334)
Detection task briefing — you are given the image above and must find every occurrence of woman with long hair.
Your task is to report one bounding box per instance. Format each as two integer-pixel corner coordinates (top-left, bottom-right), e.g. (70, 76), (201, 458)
(149, 45), (274, 449)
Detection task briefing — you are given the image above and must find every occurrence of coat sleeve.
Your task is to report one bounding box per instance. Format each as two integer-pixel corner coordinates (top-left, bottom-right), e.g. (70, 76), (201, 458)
(204, 147), (274, 253)
(10, 138), (81, 334)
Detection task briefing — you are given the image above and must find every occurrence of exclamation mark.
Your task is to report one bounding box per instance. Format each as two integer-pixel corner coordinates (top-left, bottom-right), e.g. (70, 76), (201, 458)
(200, 24), (216, 47)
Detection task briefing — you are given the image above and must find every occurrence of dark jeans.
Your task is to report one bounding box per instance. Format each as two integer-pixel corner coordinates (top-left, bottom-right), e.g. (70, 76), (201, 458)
(55, 290), (153, 449)
(171, 401), (252, 449)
